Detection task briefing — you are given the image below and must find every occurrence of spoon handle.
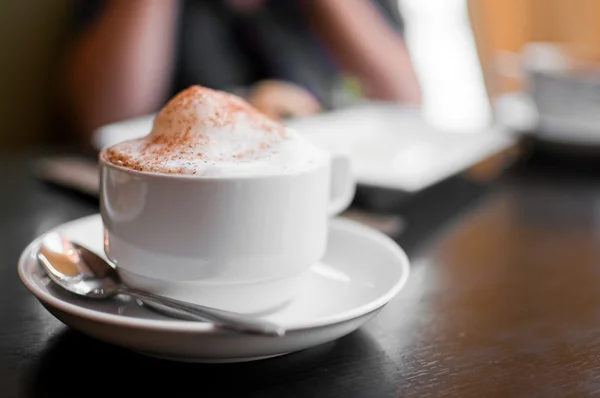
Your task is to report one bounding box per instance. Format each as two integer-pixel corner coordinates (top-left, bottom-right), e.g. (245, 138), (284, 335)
(120, 287), (285, 337)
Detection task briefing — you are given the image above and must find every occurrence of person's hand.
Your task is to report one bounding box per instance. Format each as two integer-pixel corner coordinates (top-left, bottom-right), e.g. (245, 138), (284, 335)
(247, 80), (321, 121)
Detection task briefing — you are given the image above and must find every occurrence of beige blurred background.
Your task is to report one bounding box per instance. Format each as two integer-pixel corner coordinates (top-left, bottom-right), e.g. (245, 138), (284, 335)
(2, 0), (600, 152)
(469, 0), (600, 97)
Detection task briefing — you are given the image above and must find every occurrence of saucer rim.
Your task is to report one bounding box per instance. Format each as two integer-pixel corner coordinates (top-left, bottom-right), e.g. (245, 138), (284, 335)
(18, 214), (410, 334)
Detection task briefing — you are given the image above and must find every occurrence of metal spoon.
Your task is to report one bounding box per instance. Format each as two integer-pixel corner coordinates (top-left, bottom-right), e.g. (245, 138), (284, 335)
(37, 232), (285, 337)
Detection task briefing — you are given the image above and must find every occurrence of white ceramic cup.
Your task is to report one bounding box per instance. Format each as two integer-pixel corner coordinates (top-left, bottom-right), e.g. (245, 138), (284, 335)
(99, 140), (354, 313)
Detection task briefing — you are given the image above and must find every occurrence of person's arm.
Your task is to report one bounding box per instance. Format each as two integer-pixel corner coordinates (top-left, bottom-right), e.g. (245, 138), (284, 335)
(62, 0), (179, 137)
(303, 0), (422, 105)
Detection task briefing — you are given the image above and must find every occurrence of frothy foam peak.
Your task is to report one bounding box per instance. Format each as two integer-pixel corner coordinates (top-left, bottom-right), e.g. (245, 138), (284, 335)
(104, 86), (327, 176)
(151, 85), (287, 140)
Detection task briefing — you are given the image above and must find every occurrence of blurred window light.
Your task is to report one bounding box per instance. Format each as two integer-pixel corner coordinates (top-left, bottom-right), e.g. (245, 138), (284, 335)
(398, 0), (492, 133)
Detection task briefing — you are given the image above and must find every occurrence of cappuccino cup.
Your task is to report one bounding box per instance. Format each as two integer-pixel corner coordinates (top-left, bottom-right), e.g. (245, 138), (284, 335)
(99, 86), (355, 313)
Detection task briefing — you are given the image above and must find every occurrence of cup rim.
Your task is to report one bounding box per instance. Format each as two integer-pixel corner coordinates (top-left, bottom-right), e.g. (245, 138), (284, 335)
(98, 149), (329, 181)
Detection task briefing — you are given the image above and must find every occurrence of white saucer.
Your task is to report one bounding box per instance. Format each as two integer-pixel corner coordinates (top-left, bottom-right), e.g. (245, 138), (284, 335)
(18, 214), (410, 363)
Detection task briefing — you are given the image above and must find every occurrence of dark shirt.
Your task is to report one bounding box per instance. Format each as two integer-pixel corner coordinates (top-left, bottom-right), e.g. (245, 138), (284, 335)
(73, 0), (404, 109)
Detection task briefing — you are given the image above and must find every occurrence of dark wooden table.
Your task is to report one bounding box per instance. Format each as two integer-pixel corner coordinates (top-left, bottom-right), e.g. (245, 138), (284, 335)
(4, 147), (600, 397)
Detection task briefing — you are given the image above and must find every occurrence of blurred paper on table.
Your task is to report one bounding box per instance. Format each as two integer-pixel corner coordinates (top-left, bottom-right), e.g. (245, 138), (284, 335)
(286, 103), (514, 192)
(33, 156), (100, 197)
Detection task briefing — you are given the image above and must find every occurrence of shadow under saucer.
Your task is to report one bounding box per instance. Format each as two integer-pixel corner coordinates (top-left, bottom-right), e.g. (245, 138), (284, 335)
(23, 327), (399, 397)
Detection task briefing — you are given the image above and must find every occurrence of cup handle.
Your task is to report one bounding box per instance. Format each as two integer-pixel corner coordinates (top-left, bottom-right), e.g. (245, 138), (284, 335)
(328, 153), (355, 216)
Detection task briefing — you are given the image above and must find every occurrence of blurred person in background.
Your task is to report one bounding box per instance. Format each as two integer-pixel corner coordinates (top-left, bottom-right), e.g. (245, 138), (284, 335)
(60, 0), (421, 141)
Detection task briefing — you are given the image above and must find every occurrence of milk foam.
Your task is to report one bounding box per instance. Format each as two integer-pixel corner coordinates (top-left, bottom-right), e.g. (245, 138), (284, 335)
(104, 86), (327, 176)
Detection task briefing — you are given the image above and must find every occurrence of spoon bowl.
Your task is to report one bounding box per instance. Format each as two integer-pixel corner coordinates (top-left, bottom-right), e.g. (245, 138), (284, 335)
(37, 232), (285, 337)
(38, 233), (121, 298)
